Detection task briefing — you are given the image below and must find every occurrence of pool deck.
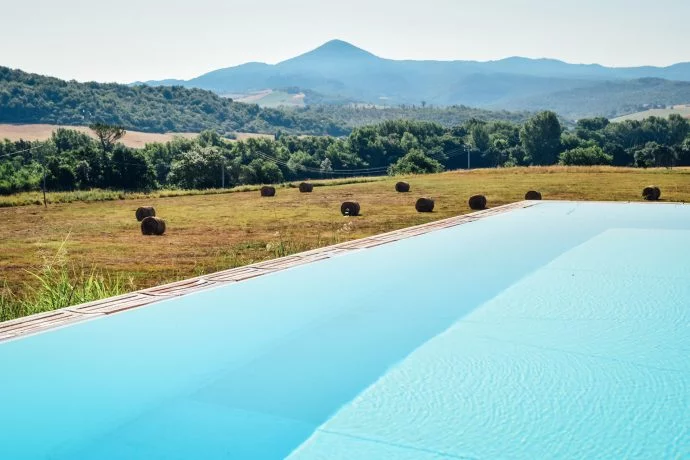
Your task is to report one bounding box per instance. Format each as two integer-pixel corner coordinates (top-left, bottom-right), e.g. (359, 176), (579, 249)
(0, 200), (553, 342)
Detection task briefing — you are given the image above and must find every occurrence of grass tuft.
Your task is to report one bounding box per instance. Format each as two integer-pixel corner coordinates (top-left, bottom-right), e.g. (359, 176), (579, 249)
(0, 236), (132, 322)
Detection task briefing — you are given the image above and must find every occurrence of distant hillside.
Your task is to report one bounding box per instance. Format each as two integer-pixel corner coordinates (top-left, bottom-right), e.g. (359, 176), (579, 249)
(611, 104), (690, 122)
(142, 40), (690, 118)
(0, 67), (347, 136)
(493, 79), (690, 120)
(0, 66), (532, 135)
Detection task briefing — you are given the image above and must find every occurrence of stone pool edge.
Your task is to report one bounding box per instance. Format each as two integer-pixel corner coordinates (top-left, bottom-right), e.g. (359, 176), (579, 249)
(0, 201), (538, 343)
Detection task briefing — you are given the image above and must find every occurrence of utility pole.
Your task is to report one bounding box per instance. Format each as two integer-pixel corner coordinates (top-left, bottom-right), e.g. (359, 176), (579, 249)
(221, 162), (225, 189)
(42, 167), (47, 208)
(466, 145), (471, 170)
(36, 144), (47, 207)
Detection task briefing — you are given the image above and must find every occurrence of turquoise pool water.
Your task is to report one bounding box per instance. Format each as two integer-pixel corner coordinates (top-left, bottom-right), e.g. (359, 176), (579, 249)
(1, 201), (689, 459)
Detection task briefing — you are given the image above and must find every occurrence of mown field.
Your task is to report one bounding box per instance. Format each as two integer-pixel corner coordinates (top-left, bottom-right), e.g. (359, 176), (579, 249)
(0, 124), (200, 149)
(0, 124), (273, 151)
(234, 90), (306, 108)
(1, 166), (690, 320)
(612, 104), (690, 122)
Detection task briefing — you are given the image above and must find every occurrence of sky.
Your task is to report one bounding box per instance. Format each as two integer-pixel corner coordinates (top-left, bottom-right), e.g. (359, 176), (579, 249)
(2, 0), (689, 83)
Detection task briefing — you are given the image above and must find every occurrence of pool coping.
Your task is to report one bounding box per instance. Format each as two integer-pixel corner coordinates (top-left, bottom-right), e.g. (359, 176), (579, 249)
(0, 199), (547, 343)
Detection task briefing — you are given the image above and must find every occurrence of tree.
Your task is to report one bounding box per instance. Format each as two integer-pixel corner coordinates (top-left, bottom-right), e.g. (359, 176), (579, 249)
(640, 116), (672, 145)
(388, 149), (443, 175)
(559, 146), (613, 166)
(668, 114), (690, 145)
(52, 128), (93, 152)
(236, 159), (283, 185)
(260, 161), (284, 184)
(605, 143), (631, 167)
(677, 136), (690, 166)
(561, 132), (589, 151)
(89, 123), (126, 152)
(576, 117), (609, 133)
(400, 132), (420, 153)
(45, 158), (77, 191)
(655, 144), (678, 168)
(471, 124), (490, 153)
(520, 111), (563, 165)
(74, 160), (92, 189)
(286, 150), (317, 177)
(197, 130), (224, 148)
(168, 147), (226, 189)
(347, 126), (387, 167)
(633, 142), (677, 168)
(484, 135), (510, 167)
(320, 158), (333, 176)
(633, 144), (656, 168)
(108, 145), (157, 190)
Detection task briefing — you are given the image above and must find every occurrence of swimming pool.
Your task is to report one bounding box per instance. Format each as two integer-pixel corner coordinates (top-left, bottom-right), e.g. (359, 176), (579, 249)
(1, 201), (689, 459)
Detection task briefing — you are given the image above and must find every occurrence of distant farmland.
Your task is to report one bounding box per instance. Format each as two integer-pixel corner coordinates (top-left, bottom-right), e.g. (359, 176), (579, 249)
(0, 124), (199, 148)
(231, 89), (306, 108)
(0, 124), (277, 147)
(612, 104), (690, 122)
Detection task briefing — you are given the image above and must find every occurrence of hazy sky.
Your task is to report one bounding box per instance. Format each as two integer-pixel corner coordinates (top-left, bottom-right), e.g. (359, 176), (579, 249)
(2, 0), (688, 83)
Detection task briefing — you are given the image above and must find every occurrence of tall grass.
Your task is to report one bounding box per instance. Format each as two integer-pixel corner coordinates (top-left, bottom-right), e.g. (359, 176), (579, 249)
(0, 237), (132, 322)
(0, 230), (346, 323)
(266, 220), (353, 259)
(267, 234), (341, 259)
(0, 177), (385, 208)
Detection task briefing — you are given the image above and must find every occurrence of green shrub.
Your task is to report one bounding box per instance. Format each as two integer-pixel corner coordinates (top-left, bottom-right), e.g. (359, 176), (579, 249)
(559, 146), (613, 166)
(388, 149), (444, 175)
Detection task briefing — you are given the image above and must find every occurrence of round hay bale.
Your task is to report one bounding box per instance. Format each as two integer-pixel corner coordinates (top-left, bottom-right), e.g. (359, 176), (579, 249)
(415, 197), (435, 213)
(341, 201), (360, 216)
(468, 194), (487, 210)
(141, 216), (166, 236)
(395, 181), (410, 193)
(260, 186), (276, 197)
(299, 182), (314, 193)
(135, 206), (156, 222)
(642, 186), (661, 201)
(525, 190), (542, 200)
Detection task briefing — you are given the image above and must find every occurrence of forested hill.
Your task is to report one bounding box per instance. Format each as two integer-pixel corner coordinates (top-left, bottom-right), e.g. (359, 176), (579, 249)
(0, 67), (346, 136)
(492, 78), (690, 120)
(0, 66), (529, 136)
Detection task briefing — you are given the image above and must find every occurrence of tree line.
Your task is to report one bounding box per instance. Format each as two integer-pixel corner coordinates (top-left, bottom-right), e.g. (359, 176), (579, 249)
(297, 103), (531, 128)
(1, 113), (689, 195)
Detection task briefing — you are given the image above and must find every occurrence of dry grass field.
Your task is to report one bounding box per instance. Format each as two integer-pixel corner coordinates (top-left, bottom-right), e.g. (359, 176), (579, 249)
(0, 124), (199, 148)
(234, 90), (306, 108)
(2, 166), (689, 301)
(233, 132), (275, 141)
(612, 104), (690, 122)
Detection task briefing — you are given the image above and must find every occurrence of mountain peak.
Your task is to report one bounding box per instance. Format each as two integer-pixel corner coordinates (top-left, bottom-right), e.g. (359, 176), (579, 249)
(318, 39), (363, 51)
(279, 40), (378, 66)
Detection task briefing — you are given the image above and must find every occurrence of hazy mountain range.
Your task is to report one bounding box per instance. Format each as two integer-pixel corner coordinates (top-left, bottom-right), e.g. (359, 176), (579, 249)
(140, 40), (690, 119)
